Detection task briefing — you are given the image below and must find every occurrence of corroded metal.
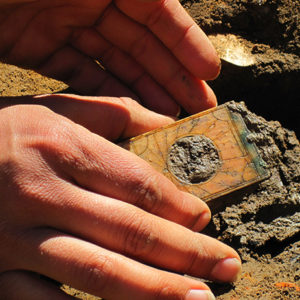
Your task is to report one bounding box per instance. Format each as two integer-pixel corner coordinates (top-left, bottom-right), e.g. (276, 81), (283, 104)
(121, 103), (268, 203)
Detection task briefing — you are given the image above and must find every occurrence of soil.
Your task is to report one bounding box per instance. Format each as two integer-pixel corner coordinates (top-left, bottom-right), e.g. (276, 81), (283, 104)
(183, 1), (300, 297)
(0, 0), (299, 299)
(0, 63), (67, 96)
(168, 135), (222, 184)
(203, 101), (300, 299)
(182, 0), (300, 137)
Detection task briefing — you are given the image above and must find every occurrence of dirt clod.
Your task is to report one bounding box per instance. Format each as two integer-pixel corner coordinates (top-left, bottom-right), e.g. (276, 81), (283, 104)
(0, 1), (299, 299)
(168, 135), (221, 184)
(204, 101), (300, 299)
(182, 0), (300, 137)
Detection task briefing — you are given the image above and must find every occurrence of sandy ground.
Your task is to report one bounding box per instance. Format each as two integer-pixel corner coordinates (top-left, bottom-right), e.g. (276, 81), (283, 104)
(0, 0), (299, 299)
(184, 0), (300, 137)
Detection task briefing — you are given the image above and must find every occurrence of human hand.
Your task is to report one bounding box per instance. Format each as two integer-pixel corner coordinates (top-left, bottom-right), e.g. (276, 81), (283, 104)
(0, 95), (240, 300)
(0, 0), (220, 116)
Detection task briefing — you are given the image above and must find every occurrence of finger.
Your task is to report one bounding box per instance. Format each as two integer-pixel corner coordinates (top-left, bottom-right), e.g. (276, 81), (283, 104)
(1, 104), (209, 231)
(37, 123), (211, 231)
(0, 271), (74, 300)
(19, 229), (213, 300)
(31, 183), (240, 282)
(36, 46), (138, 99)
(1, 1), (109, 66)
(1, 94), (174, 139)
(37, 94), (175, 139)
(96, 5), (217, 113)
(72, 28), (180, 116)
(116, 0), (221, 80)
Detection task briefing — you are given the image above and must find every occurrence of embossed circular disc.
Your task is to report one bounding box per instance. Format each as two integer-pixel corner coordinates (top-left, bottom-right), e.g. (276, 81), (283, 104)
(167, 135), (221, 184)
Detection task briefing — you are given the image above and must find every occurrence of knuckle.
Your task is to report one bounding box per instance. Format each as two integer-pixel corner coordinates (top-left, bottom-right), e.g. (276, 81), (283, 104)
(15, 113), (77, 166)
(154, 284), (181, 300)
(130, 172), (163, 214)
(182, 249), (201, 275)
(0, 152), (60, 212)
(119, 96), (136, 107)
(39, 118), (75, 153)
(123, 214), (158, 257)
(36, 119), (97, 173)
(0, 157), (47, 213)
(100, 44), (117, 64)
(129, 30), (152, 60)
(146, 4), (164, 28)
(0, 115), (73, 209)
(76, 253), (114, 295)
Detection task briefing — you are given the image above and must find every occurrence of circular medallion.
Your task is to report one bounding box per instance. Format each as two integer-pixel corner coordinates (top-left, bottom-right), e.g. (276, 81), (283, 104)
(167, 135), (221, 184)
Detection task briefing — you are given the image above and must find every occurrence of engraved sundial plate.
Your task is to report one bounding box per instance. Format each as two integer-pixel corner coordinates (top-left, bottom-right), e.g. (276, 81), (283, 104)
(120, 104), (268, 203)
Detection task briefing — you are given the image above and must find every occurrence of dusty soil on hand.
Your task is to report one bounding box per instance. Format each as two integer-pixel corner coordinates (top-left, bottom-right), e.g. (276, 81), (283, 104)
(0, 0), (299, 299)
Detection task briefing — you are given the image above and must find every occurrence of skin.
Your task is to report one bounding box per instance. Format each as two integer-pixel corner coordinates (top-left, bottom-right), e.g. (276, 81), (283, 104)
(0, 1), (241, 299)
(0, 0), (220, 115)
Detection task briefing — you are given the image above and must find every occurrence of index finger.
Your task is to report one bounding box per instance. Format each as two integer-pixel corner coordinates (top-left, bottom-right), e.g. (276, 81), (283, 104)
(17, 229), (213, 300)
(115, 0), (221, 80)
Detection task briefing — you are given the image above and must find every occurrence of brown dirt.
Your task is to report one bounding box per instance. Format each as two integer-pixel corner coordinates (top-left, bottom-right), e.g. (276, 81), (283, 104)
(183, 1), (300, 298)
(203, 101), (300, 300)
(0, 1), (299, 299)
(183, 0), (300, 137)
(0, 63), (67, 96)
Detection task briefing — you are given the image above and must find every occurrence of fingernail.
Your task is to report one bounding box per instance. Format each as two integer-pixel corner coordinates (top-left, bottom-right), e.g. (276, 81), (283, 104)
(210, 258), (242, 282)
(185, 290), (215, 300)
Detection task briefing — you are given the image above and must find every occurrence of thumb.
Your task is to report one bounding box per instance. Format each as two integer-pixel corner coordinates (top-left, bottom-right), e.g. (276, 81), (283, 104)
(1, 94), (174, 140)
